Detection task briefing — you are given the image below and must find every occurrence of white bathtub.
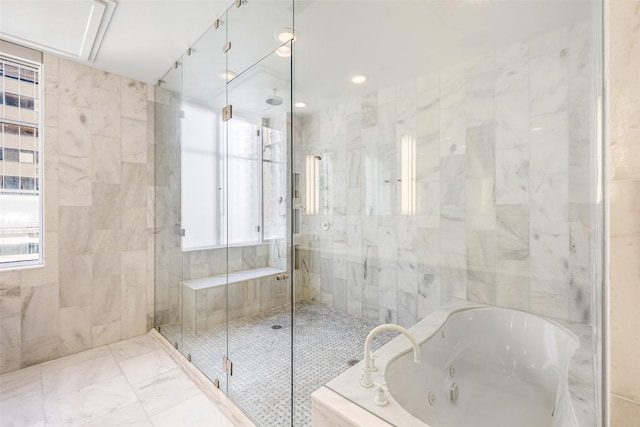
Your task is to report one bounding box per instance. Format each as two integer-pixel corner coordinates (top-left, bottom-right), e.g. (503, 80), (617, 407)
(318, 303), (581, 427)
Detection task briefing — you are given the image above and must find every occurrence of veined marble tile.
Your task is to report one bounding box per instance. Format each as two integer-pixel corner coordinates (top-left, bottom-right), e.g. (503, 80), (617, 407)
(378, 268), (397, 311)
(0, 388), (44, 426)
(44, 375), (138, 425)
(496, 146), (529, 204)
(530, 174), (569, 220)
(467, 125), (495, 178)
(397, 292), (418, 328)
(440, 107), (466, 156)
(496, 205), (529, 261)
(530, 252), (569, 283)
(121, 79), (148, 121)
(0, 316), (22, 374)
(418, 71), (439, 92)
(440, 156), (466, 206)
(130, 368), (200, 417)
(467, 231), (497, 273)
(0, 365), (41, 400)
(333, 278), (347, 312)
(417, 272), (441, 318)
(440, 63), (466, 109)
(569, 21), (590, 77)
(59, 104), (92, 157)
(377, 226), (397, 268)
(529, 26), (569, 58)
(59, 155), (92, 207)
(495, 89), (529, 149)
(466, 52), (496, 78)
(496, 273), (530, 311)
(530, 111), (569, 175)
(530, 292), (568, 320)
(21, 285), (59, 344)
(0, 283), (21, 320)
(467, 270), (496, 305)
(122, 118), (148, 164)
(496, 42), (528, 95)
(59, 254), (92, 308)
(440, 215), (466, 256)
(529, 50), (568, 116)
(466, 179), (496, 231)
(92, 135), (121, 184)
(361, 93), (378, 129)
(42, 351), (120, 399)
(121, 293), (147, 340)
(416, 139), (440, 182)
(80, 402), (152, 427)
(417, 88), (439, 138)
(118, 349), (175, 386)
(396, 250), (418, 294)
(530, 216), (570, 258)
(91, 87), (121, 138)
(416, 181), (440, 221)
(59, 305), (92, 356)
(59, 59), (92, 108)
(150, 393), (234, 427)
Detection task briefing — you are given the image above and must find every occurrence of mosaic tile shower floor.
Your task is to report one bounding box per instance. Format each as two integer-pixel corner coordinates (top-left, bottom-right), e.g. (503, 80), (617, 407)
(161, 302), (397, 426)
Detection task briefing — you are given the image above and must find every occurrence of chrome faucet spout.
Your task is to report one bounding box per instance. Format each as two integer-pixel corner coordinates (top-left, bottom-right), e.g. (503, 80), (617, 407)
(360, 324), (421, 388)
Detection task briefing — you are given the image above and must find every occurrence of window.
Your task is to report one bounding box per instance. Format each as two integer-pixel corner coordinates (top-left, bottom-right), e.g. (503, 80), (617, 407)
(0, 52), (43, 269)
(181, 101), (285, 250)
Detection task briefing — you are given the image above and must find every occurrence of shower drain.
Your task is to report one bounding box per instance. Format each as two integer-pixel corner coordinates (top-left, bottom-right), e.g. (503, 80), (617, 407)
(347, 359), (360, 367)
(271, 324), (283, 330)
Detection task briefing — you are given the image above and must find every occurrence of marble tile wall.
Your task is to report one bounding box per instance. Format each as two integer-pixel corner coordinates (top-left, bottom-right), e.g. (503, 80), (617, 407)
(0, 54), (155, 374)
(609, 0), (640, 421)
(297, 21), (595, 327)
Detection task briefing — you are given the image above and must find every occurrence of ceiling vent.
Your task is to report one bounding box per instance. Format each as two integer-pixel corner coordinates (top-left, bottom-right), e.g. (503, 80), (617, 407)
(0, 0), (117, 61)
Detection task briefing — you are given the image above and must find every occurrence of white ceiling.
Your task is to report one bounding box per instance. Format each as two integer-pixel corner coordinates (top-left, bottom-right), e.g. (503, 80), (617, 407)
(0, 0), (591, 114)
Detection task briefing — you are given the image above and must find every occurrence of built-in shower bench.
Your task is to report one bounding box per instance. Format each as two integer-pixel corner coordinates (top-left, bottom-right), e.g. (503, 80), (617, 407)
(182, 266), (286, 290)
(182, 267), (288, 332)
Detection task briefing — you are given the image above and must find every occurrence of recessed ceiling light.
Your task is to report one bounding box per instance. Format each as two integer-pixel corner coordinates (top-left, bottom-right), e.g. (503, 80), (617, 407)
(295, 102), (307, 108)
(218, 70), (237, 81)
(276, 45), (291, 58)
(352, 74), (367, 84)
(275, 27), (298, 43)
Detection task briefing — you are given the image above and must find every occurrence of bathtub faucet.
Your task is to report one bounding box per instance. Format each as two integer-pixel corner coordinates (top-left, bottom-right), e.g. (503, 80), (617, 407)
(360, 324), (421, 388)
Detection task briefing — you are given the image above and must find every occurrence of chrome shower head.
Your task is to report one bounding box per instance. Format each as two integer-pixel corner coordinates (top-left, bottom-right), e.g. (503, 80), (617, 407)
(265, 89), (283, 106)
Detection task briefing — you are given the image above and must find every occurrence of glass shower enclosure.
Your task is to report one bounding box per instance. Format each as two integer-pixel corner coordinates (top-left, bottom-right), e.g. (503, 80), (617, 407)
(154, 0), (295, 424)
(154, 0), (605, 426)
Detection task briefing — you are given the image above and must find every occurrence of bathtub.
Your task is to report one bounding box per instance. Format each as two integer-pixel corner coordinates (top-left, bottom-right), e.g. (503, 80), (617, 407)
(317, 303), (581, 427)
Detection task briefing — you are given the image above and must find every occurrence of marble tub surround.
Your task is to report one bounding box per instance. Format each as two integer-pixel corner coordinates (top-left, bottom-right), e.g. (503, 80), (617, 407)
(0, 333), (238, 427)
(296, 21), (594, 326)
(314, 300), (596, 427)
(0, 54), (155, 374)
(609, 0), (640, 421)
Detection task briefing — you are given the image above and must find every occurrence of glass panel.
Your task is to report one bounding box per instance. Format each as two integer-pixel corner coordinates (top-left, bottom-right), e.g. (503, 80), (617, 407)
(179, 22), (230, 393)
(226, 46), (292, 425)
(226, 0), (293, 78)
(154, 57), (183, 352)
(293, 1), (603, 426)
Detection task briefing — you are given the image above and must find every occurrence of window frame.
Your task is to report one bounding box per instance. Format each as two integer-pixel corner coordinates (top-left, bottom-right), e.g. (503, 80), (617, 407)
(0, 51), (45, 271)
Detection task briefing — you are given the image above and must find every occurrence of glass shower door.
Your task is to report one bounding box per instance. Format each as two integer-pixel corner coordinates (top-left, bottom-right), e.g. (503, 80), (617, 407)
(224, 1), (294, 424)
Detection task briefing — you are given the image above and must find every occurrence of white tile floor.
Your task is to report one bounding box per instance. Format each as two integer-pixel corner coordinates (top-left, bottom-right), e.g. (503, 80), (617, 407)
(0, 335), (235, 427)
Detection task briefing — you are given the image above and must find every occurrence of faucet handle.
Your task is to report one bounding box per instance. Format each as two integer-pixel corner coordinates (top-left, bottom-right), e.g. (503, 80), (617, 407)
(370, 351), (378, 372)
(373, 382), (388, 407)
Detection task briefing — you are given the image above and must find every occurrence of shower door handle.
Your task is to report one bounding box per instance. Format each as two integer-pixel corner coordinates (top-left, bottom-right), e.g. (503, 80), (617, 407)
(276, 273), (290, 281)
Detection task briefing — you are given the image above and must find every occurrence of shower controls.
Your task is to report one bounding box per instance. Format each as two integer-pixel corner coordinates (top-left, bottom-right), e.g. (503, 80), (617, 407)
(321, 221), (330, 231)
(428, 392), (436, 405)
(450, 383), (459, 403)
(276, 273), (290, 281)
(449, 365), (455, 378)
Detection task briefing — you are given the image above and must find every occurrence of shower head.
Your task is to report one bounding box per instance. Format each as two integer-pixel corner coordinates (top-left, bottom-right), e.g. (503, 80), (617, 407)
(314, 148), (327, 160)
(265, 89), (283, 106)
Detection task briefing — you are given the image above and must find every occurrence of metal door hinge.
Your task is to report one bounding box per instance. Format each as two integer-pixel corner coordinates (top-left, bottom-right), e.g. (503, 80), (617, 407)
(174, 341), (178, 349)
(223, 356), (233, 375)
(255, 225), (261, 232)
(187, 353), (192, 362)
(236, 0), (246, 7)
(214, 19), (224, 29)
(213, 378), (220, 388)
(222, 105), (233, 122)
(223, 41), (231, 53)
